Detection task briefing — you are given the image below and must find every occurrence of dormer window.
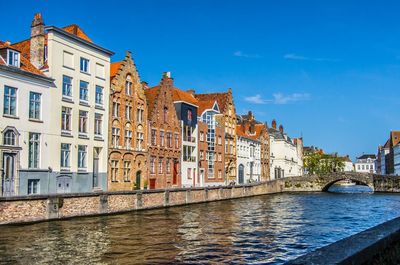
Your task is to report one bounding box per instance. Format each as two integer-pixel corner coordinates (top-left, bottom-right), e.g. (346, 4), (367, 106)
(7, 49), (20, 67)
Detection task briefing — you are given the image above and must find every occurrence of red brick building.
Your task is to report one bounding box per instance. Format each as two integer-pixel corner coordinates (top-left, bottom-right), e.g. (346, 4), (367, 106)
(145, 73), (181, 189)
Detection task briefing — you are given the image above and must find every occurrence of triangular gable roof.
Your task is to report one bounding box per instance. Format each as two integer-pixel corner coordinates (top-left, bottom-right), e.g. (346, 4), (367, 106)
(194, 89), (234, 114)
(171, 88), (198, 106)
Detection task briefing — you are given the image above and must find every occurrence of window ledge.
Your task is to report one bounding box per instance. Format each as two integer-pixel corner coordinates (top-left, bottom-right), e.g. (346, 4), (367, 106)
(3, 114), (19, 119)
(63, 65), (75, 71)
(62, 96), (74, 103)
(79, 101), (90, 107)
(61, 131), (73, 138)
(111, 180), (119, 183)
(80, 71), (91, 76)
(78, 134), (89, 139)
(29, 119), (43, 123)
(60, 168), (71, 172)
(96, 76), (106, 81)
(95, 105), (105, 111)
(94, 136), (104, 141)
(123, 180), (131, 183)
(77, 169), (88, 174)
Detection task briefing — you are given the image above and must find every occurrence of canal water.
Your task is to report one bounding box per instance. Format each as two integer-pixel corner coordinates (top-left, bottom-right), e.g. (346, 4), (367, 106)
(1, 185), (400, 264)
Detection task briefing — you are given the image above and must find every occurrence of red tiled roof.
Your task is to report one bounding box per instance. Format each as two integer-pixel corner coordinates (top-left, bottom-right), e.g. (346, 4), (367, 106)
(0, 40), (46, 77)
(171, 88), (198, 106)
(110, 61), (122, 79)
(196, 99), (216, 115)
(391, 131), (400, 146)
(62, 24), (93, 43)
(195, 90), (232, 113)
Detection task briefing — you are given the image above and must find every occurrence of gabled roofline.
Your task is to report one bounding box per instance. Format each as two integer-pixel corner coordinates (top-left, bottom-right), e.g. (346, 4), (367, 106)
(45, 26), (114, 56)
(173, 100), (198, 108)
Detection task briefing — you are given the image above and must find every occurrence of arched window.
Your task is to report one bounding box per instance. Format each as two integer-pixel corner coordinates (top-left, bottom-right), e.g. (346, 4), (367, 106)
(4, 130), (16, 146)
(163, 107), (168, 123)
(125, 75), (133, 96)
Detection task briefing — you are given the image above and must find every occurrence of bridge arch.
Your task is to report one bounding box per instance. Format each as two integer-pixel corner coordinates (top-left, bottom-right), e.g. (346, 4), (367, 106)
(321, 177), (373, 192)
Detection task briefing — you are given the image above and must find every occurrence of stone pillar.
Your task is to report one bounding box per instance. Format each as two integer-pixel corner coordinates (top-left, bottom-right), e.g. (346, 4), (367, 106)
(136, 192), (143, 209)
(164, 190), (170, 206)
(186, 189), (192, 203)
(47, 197), (60, 219)
(99, 195), (108, 214)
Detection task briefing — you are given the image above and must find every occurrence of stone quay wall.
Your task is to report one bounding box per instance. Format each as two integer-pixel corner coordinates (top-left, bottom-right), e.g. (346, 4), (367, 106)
(0, 179), (285, 225)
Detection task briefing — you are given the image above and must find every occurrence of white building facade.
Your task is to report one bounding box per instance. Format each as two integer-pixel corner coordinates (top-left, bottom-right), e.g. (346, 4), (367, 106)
(0, 42), (55, 196)
(236, 135), (261, 184)
(10, 14), (113, 195)
(269, 122), (303, 180)
(354, 154), (376, 173)
(393, 144), (400, 176)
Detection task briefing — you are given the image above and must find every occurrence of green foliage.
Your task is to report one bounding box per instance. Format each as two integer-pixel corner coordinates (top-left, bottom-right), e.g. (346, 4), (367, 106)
(304, 152), (345, 175)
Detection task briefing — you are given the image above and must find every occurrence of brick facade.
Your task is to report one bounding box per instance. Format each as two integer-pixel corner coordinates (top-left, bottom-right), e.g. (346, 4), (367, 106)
(145, 73), (181, 189)
(108, 52), (148, 191)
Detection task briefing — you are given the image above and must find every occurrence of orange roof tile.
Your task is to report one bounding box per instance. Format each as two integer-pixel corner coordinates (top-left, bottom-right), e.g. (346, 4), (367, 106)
(110, 61), (122, 79)
(171, 88), (198, 106)
(62, 24), (93, 43)
(196, 99), (216, 115)
(195, 91), (232, 113)
(391, 131), (400, 146)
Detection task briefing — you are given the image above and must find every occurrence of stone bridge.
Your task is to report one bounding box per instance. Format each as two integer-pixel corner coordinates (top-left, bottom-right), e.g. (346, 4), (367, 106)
(281, 172), (395, 192)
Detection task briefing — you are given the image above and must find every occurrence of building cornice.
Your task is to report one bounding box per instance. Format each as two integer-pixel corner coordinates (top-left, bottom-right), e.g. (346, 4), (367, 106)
(0, 65), (54, 83)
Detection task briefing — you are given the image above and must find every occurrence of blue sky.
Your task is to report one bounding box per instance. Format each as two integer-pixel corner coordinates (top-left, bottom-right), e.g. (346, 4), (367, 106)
(2, 0), (400, 160)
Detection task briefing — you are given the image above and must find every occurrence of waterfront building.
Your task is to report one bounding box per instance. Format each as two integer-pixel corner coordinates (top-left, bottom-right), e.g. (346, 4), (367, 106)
(195, 89), (237, 184)
(342, 156), (354, 172)
(108, 52), (147, 191)
(145, 72), (181, 189)
(354, 154), (376, 173)
(236, 111), (270, 183)
(11, 14), (113, 194)
(171, 88), (199, 188)
(0, 40), (55, 196)
(197, 99), (226, 186)
(394, 144), (400, 176)
(376, 140), (390, 175)
(269, 120), (303, 179)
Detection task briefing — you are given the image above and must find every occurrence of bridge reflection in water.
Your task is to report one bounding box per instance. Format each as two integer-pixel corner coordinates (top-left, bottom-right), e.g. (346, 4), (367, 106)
(0, 190), (399, 264)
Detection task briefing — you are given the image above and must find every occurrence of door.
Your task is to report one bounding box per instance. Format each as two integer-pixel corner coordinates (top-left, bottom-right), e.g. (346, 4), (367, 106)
(173, 160), (178, 185)
(2, 153), (16, 196)
(135, 171), (141, 190)
(56, 176), (72, 193)
(149, 178), (156, 189)
(238, 164), (244, 184)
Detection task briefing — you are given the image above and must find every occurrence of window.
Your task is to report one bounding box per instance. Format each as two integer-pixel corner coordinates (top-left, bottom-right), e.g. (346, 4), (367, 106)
(125, 76), (133, 95)
(79, 81), (89, 102)
(125, 105), (132, 121)
(163, 107), (168, 123)
(166, 158), (171, 174)
(27, 179), (39, 195)
(78, 145), (87, 169)
(358, 165), (361, 170)
(111, 160), (119, 182)
(112, 101), (120, 117)
(200, 151), (204, 160)
(187, 168), (192, 179)
(187, 109), (192, 122)
(200, 132), (204, 141)
(7, 49), (20, 67)
(62, 75), (73, 97)
(136, 132), (144, 150)
(3, 130), (16, 146)
(174, 133), (179, 148)
(151, 129), (157, 146)
(218, 170), (222, 178)
(79, 110), (88, 134)
(95, 63), (105, 78)
(218, 136), (222, 145)
(112, 127), (120, 148)
(60, 143), (71, 168)
(137, 108), (143, 123)
(166, 132), (172, 148)
(61, 107), (72, 131)
(158, 158), (163, 174)
(29, 92), (41, 120)
(29, 133), (40, 168)
(160, 131), (164, 147)
(94, 113), (102, 136)
(124, 161), (131, 182)
(95, 85), (103, 105)
(80, 57), (89, 73)
(218, 153), (222, 162)
(125, 129), (132, 149)
(150, 157), (155, 174)
(3, 86), (17, 116)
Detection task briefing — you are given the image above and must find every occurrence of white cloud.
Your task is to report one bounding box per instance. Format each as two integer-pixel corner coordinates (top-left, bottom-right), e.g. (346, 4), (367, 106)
(234, 51), (261, 58)
(284, 53), (339, 62)
(244, 93), (310, 105)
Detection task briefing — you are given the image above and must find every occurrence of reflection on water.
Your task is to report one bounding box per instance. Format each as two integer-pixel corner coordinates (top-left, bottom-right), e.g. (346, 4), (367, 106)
(1, 190), (400, 264)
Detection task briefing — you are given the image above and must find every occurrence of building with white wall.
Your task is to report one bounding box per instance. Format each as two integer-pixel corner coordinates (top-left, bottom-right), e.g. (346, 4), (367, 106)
(269, 120), (303, 179)
(11, 14), (113, 195)
(236, 127), (261, 184)
(354, 154), (376, 173)
(393, 144), (400, 176)
(0, 40), (55, 196)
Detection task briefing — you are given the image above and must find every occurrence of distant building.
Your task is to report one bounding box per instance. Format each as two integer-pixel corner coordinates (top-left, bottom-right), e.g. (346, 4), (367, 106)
(354, 154), (376, 173)
(376, 140), (390, 175)
(269, 120), (303, 179)
(376, 131), (400, 175)
(341, 156), (354, 172)
(394, 144), (400, 176)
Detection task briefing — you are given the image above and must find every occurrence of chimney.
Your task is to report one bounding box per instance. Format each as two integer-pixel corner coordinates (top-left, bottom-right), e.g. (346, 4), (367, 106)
(30, 13), (45, 69)
(279, 124), (284, 133)
(272, 119), (277, 129)
(163, 71), (171, 78)
(187, 89), (195, 95)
